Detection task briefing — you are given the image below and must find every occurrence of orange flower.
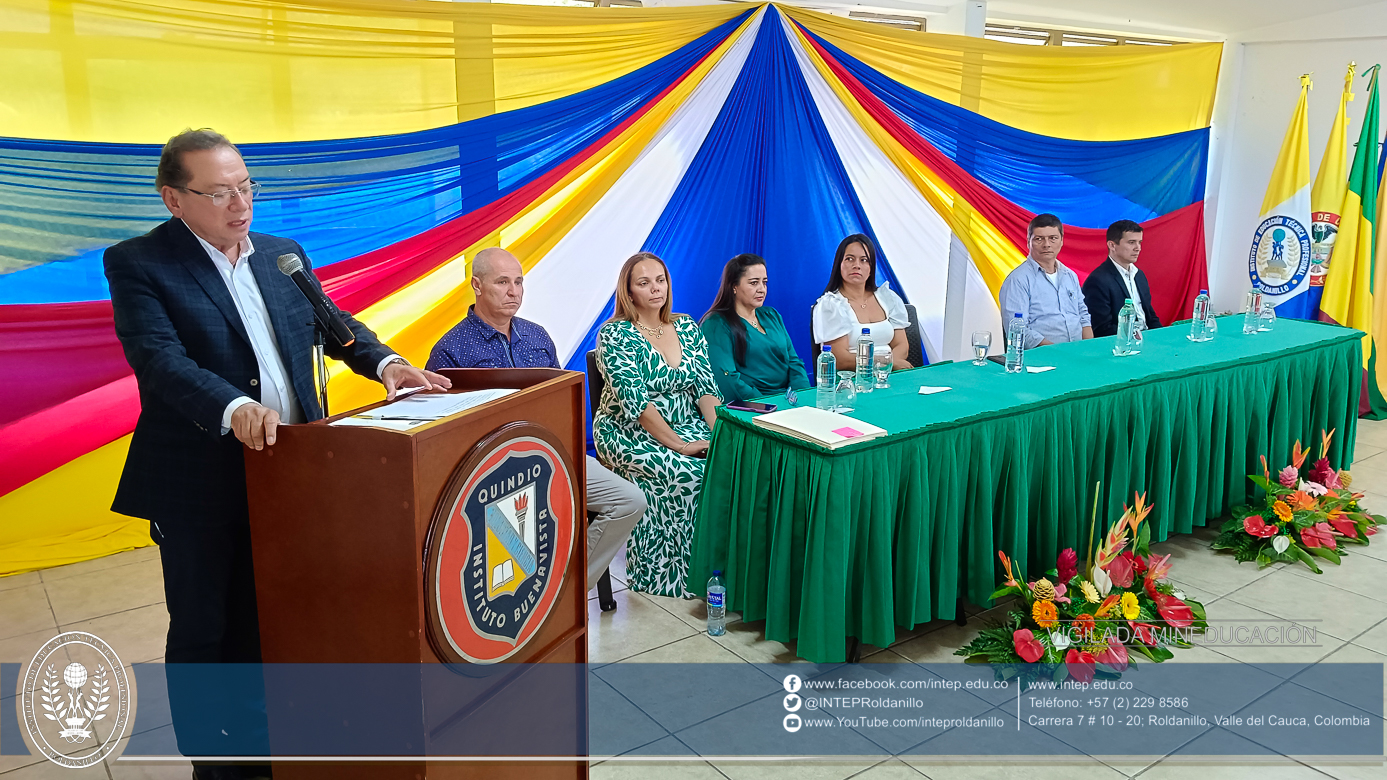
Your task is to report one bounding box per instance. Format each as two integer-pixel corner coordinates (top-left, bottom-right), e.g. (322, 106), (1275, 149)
(1272, 501), (1294, 523)
(1289, 491), (1316, 511)
(1072, 613), (1096, 642)
(1095, 594), (1120, 618)
(1032, 600), (1058, 629)
(998, 550), (1017, 587)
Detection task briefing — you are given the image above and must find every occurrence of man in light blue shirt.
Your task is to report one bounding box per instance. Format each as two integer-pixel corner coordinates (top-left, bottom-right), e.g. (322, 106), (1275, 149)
(999, 213), (1094, 348)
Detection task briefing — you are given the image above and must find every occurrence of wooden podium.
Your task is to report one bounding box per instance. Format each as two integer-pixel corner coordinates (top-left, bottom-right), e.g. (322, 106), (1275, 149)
(244, 368), (589, 780)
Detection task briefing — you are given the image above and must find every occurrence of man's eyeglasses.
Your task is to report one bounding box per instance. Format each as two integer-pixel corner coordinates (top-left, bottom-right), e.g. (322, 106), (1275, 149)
(179, 181), (262, 207)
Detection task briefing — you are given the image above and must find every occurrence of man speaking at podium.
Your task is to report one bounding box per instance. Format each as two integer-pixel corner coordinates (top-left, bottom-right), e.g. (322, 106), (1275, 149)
(103, 128), (449, 779)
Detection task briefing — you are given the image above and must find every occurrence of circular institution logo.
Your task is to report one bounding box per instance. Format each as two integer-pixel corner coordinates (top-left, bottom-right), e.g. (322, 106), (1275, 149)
(424, 422), (577, 664)
(1248, 215), (1312, 296)
(20, 631), (132, 769)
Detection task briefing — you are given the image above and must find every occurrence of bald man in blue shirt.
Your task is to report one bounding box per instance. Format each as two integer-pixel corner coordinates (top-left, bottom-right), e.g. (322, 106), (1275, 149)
(428, 248), (644, 592)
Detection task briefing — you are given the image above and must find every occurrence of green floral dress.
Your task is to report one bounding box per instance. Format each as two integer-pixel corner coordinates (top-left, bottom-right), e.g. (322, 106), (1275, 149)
(593, 316), (722, 597)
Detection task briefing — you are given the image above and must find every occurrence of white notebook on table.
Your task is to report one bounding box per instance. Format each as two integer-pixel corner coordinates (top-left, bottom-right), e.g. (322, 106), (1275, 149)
(750, 406), (887, 449)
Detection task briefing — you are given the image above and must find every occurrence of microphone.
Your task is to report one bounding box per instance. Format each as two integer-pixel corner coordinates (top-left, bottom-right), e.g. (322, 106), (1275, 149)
(276, 253), (356, 347)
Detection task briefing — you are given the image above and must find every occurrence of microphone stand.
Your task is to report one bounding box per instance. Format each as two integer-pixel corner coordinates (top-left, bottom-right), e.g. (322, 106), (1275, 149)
(309, 320), (330, 418)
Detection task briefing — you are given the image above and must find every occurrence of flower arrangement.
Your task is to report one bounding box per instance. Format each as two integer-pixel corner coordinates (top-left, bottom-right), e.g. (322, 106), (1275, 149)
(956, 492), (1208, 684)
(1212, 430), (1382, 573)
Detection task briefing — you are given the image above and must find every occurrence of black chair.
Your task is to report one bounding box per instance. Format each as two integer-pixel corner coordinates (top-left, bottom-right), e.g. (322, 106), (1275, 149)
(809, 301), (928, 367)
(585, 349), (617, 612)
(903, 303), (925, 367)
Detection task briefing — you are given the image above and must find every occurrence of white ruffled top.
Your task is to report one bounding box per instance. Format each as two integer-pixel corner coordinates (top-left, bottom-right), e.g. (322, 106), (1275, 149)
(811, 282), (909, 352)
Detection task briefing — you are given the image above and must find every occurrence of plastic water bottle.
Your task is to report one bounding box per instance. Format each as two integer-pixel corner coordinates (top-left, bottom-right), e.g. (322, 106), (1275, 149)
(1189, 289), (1210, 342)
(855, 328), (874, 392)
(1243, 290), (1262, 335)
(1005, 313), (1026, 374)
(706, 570), (726, 636)
(816, 345), (836, 411)
(1114, 299), (1136, 356)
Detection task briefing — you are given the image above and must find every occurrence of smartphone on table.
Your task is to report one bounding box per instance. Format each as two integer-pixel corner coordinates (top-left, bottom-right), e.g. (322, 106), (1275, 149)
(726, 400), (777, 414)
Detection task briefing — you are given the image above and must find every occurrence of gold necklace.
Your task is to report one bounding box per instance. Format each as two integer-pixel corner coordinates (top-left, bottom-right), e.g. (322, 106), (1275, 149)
(635, 320), (665, 338)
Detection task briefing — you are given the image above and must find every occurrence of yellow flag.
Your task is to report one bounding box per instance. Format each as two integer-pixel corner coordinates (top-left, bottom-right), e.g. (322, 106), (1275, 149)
(1309, 64), (1354, 301)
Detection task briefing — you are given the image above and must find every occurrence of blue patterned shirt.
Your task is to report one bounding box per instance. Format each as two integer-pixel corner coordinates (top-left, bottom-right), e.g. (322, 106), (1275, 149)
(425, 306), (559, 370)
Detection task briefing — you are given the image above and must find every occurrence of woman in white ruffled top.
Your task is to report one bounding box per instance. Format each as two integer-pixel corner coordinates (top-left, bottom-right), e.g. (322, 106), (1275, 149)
(811, 233), (913, 371)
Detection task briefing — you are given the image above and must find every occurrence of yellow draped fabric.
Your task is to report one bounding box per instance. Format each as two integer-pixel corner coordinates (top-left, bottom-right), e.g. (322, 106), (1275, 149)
(0, 0), (745, 143)
(781, 5), (1221, 141)
(0, 436), (151, 574)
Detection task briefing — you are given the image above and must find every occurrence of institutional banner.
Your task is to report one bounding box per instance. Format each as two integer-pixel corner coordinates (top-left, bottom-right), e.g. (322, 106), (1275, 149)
(1249, 76), (1314, 318)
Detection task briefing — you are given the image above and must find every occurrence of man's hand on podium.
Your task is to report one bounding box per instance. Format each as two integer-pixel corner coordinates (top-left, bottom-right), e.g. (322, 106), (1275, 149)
(232, 403), (281, 451)
(382, 361), (453, 401)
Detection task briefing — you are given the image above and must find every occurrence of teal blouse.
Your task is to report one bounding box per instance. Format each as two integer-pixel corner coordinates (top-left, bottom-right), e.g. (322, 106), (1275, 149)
(699, 306), (811, 402)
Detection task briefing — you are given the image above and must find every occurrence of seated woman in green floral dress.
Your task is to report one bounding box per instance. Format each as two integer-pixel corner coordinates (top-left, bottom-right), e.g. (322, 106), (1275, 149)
(593, 252), (722, 597)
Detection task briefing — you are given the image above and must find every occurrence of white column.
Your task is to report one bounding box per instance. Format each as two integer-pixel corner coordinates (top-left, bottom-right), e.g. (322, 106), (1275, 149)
(941, 0), (987, 361)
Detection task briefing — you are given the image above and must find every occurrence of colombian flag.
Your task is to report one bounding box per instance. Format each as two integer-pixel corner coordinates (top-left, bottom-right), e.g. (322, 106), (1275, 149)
(1249, 77), (1314, 318)
(1319, 65), (1382, 416)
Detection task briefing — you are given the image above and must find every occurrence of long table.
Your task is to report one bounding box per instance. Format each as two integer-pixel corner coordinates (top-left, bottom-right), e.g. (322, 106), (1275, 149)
(687, 317), (1363, 663)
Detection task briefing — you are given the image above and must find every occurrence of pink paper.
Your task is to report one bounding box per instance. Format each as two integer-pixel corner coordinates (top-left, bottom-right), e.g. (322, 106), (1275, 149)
(831, 426), (864, 438)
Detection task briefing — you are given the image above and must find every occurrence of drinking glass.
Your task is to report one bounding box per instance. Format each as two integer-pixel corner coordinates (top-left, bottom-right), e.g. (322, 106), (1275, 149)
(1205, 315), (1218, 337)
(873, 352), (892, 389)
(834, 371), (856, 413)
(971, 331), (992, 366)
(1258, 301), (1277, 332)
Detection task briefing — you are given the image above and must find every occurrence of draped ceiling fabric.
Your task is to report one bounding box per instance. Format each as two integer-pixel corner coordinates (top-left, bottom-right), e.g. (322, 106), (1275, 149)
(0, 0), (1221, 575)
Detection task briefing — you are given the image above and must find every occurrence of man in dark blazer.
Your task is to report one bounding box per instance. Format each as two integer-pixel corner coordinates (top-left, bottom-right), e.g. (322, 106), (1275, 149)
(1082, 219), (1163, 338)
(104, 129), (450, 779)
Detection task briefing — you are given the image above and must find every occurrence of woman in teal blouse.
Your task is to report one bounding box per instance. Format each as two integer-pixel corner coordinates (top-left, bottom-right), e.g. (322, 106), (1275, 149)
(699, 254), (811, 402)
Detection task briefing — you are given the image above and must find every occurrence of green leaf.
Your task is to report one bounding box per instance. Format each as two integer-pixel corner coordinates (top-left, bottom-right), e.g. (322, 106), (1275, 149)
(1136, 522), (1152, 557)
(988, 586), (1016, 602)
(1221, 515), (1245, 533)
(1211, 530), (1243, 551)
(1290, 545), (1323, 574)
(1247, 475), (1275, 492)
(1306, 545), (1342, 565)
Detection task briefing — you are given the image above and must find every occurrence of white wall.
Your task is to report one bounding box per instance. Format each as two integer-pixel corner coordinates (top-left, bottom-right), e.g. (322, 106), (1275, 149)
(1206, 5), (1387, 313)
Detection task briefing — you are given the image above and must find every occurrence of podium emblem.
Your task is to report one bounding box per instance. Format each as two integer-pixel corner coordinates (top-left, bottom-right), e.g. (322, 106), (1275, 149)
(20, 631), (132, 768)
(425, 422), (577, 664)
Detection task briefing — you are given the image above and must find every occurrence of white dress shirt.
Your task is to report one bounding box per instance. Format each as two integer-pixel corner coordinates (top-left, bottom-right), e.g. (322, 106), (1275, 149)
(192, 232), (401, 433)
(1111, 259), (1147, 328)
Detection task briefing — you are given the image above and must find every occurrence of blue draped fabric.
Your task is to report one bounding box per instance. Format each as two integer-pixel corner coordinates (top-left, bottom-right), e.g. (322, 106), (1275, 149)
(800, 27), (1209, 228)
(0, 10), (752, 305)
(566, 6), (912, 390)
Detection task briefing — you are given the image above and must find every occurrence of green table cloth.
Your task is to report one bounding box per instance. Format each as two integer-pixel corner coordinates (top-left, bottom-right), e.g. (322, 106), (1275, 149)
(687, 317), (1363, 663)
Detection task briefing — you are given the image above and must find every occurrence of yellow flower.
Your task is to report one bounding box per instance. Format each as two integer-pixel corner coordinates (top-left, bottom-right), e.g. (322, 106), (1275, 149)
(1032, 600), (1058, 629)
(1120, 592), (1140, 620)
(1272, 501), (1293, 523)
(1080, 580), (1100, 604)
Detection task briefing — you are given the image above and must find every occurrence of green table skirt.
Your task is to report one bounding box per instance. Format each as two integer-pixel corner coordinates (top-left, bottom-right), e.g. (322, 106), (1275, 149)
(687, 319), (1363, 662)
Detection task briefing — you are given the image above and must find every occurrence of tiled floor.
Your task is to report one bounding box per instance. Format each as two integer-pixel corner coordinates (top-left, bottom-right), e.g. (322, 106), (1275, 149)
(5, 424), (1387, 778)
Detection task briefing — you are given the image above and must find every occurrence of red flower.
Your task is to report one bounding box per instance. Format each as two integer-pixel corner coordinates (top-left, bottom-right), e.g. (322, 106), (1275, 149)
(1243, 515), (1278, 538)
(1013, 628), (1044, 663)
(1096, 638), (1129, 672)
(1129, 621), (1158, 645)
(1056, 548), (1078, 584)
(1105, 555), (1134, 589)
(1326, 513), (1359, 539)
(1065, 649), (1096, 684)
(1310, 457), (1337, 486)
(1154, 593), (1194, 628)
(1367, 524), (1378, 537)
(1300, 523), (1336, 549)
(1072, 613), (1096, 643)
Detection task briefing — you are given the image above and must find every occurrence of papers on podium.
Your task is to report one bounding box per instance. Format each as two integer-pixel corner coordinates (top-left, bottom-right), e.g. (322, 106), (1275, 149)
(330, 388), (519, 431)
(751, 406), (887, 450)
